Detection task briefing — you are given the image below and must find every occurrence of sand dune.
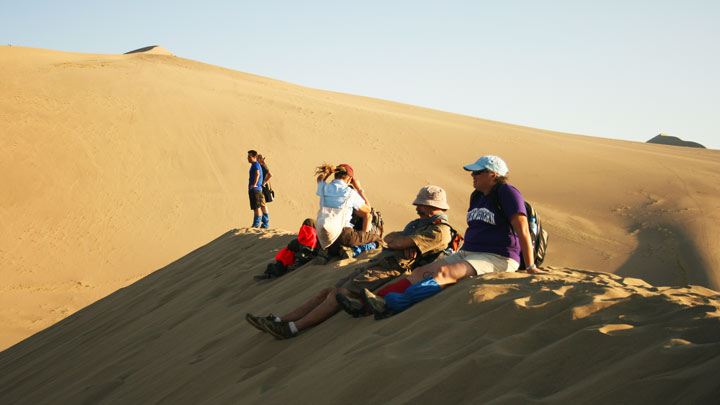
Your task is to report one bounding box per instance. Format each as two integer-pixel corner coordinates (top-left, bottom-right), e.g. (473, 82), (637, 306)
(1, 229), (718, 403)
(2, 45), (720, 399)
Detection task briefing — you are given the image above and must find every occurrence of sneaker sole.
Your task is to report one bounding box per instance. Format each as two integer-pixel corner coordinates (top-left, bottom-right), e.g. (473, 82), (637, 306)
(336, 294), (366, 318)
(246, 313), (268, 332)
(259, 319), (293, 340)
(360, 292), (385, 320)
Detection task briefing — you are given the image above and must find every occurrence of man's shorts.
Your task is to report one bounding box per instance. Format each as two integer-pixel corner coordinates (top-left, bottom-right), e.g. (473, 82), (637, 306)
(328, 227), (381, 257)
(442, 250), (519, 276)
(335, 261), (406, 296)
(249, 189), (266, 210)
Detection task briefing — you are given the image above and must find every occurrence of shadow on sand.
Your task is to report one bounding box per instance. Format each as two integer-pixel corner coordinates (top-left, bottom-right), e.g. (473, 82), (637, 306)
(614, 222), (711, 288)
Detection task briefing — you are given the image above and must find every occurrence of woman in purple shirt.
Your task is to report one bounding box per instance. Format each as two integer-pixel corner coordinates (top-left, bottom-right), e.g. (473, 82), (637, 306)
(362, 155), (543, 318)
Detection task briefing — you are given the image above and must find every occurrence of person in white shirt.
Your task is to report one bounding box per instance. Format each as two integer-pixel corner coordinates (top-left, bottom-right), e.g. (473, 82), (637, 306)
(314, 163), (381, 257)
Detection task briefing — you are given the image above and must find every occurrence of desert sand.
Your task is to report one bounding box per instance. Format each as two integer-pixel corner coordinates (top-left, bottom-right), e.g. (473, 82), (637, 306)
(1, 46), (719, 402)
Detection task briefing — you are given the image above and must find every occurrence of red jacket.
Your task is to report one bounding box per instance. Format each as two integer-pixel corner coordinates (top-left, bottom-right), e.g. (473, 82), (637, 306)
(274, 224), (318, 266)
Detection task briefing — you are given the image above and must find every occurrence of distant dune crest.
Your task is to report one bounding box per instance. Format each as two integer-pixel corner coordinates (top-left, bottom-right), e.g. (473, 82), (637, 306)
(124, 45), (174, 56)
(647, 133), (706, 148)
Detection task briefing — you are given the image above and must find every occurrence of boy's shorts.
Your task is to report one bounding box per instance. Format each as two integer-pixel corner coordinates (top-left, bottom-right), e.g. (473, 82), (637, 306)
(249, 189), (266, 210)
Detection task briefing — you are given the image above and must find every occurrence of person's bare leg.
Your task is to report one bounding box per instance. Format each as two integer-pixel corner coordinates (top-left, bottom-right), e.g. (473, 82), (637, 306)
(431, 261), (476, 286)
(279, 287), (333, 322)
(294, 287), (348, 331)
(406, 259), (448, 284)
(357, 210), (372, 232)
(406, 259), (475, 286)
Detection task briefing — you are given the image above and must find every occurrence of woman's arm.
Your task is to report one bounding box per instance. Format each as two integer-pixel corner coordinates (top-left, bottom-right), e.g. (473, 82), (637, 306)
(263, 170), (272, 186)
(350, 177), (370, 206)
(510, 213), (542, 274)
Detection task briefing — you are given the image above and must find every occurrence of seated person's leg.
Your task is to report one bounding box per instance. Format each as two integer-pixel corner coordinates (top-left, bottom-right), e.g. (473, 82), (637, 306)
(329, 227), (380, 256)
(432, 260), (476, 286)
(382, 261), (474, 313)
(376, 278), (411, 296)
(355, 209), (372, 232)
(293, 287), (342, 331)
(280, 287), (334, 322)
(407, 259), (448, 284)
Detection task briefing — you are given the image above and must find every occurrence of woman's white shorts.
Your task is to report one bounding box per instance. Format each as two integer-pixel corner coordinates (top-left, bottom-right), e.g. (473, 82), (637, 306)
(442, 250), (519, 276)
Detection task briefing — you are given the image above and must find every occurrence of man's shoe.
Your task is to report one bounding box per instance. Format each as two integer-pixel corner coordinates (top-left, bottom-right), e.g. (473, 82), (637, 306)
(253, 274), (272, 281)
(339, 246), (354, 259)
(336, 293), (369, 317)
(361, 288), (393, 320)
(246, 313), (276, 332)
(259, 318), (296, 340)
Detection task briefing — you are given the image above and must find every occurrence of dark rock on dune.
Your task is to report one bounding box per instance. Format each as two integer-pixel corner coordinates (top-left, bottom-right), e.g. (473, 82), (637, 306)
(647, 133), (706, 148)
(124, 45), (174, 55)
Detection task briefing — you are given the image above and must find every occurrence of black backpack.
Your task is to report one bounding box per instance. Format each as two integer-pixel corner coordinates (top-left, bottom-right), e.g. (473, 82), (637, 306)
(472, 185), (548, 269)
(350, 208), (384, 237)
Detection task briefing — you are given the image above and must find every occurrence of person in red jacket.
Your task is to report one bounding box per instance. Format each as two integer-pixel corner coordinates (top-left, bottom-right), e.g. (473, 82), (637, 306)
(253, 218), (320, 280)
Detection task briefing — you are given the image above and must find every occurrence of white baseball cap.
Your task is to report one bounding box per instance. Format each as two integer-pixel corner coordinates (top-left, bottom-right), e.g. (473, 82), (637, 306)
(463, 155), (509, 176)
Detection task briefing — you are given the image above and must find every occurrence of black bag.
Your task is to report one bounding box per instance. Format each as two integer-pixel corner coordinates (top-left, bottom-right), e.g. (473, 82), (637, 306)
(523, 202), (548, 268)
(264, 260), (287, 278)
(262, 185), (274, 203)
(294, 245), (316, 266)
(349, 208), (384, 236)
(370, 208), (383, 236)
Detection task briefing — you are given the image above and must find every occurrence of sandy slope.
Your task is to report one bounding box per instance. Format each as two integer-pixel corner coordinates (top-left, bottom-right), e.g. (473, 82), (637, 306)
(1, 229), (718, 403)
(1, 45), (720, 354)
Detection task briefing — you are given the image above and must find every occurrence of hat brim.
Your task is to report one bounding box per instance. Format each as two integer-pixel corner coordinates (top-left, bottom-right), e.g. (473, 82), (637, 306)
(463, 163), (483, 171)
(412, 199), (450, 210)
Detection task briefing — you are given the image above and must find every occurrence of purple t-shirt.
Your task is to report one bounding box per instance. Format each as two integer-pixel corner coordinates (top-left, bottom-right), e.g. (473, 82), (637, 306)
(462, 183), (527, 263)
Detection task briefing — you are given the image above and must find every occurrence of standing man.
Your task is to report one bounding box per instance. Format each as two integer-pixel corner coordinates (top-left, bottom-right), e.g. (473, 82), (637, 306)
(257, 154), (272, 228)
(247, 150), (265, 228)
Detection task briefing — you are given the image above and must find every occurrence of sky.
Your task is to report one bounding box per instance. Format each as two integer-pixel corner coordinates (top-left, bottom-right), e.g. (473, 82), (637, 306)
(2, 0), (719, 149)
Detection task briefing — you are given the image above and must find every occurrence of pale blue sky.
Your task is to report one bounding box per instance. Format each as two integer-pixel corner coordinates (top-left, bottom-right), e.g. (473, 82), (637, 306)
(3, 1), (718, 149)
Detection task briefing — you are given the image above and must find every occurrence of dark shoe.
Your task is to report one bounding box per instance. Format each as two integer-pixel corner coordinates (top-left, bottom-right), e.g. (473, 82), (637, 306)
(246, 313), (277, 332)
(259, 318), (296, 340)
(336, 293), (369, 317)
(361, 288), (393, 320)
(253, 273), (272, 281)
(339, 246), (354, 259)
